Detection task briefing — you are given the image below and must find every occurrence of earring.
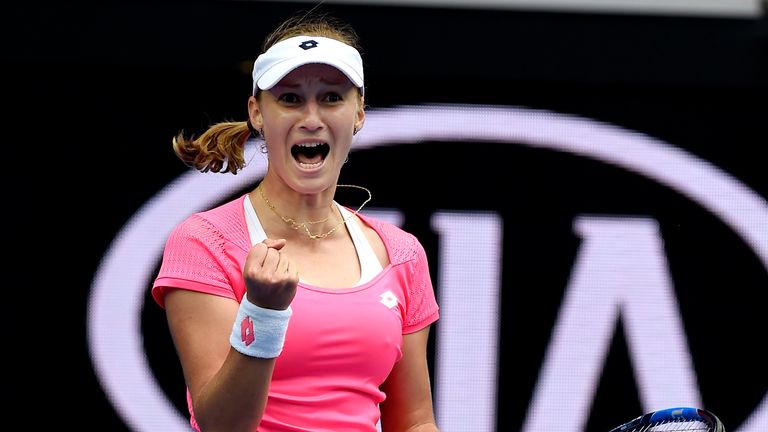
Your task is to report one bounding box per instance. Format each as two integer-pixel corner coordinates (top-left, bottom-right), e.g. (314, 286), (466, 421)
(257, 127), (268, 153)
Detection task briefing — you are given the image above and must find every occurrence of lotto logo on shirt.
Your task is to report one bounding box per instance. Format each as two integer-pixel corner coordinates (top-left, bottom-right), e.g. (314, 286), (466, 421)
(379, 290), (398, 309)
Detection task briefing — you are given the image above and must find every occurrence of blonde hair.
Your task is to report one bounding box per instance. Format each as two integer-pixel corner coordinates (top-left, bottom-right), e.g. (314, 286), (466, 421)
(172, 11), (362, 174)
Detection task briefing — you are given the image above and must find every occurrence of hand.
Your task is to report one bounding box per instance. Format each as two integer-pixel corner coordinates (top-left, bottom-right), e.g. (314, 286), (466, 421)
(243, 239), (299, 310)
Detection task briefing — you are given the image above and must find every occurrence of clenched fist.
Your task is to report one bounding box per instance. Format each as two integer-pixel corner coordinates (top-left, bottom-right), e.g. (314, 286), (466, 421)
(243, 238), (299, 311)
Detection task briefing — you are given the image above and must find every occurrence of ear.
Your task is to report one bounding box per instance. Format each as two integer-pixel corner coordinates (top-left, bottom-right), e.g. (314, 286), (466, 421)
(248, 95), (263, 130)
(354, 97), (365, 134)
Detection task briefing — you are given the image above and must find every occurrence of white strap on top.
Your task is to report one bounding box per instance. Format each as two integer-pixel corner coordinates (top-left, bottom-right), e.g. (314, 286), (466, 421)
(244, 195), (268, 246)
(337, 204), (383, 284)
(244, 197), (382, 286)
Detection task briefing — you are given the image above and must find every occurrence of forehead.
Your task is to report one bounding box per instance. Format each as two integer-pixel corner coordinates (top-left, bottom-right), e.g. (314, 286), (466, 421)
(276, 63), (352, 87)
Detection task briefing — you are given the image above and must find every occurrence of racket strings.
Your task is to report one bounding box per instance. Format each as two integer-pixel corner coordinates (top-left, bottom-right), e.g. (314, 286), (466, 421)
(642, 419), (712, 431)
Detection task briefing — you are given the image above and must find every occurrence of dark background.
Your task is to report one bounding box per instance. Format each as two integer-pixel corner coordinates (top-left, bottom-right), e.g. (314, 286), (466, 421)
(7, 1), (766, 430)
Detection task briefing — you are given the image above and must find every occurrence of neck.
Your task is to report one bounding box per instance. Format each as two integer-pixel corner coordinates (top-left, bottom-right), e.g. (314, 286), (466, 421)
(252, 183), (371, 240)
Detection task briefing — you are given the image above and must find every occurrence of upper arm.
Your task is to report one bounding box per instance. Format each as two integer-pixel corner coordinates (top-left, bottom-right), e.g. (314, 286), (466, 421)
(164, 288), (240, 401)
(380, 326), (439, 432)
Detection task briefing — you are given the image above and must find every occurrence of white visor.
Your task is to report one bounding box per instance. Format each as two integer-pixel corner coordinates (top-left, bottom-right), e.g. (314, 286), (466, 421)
(251, 35), (364, 95)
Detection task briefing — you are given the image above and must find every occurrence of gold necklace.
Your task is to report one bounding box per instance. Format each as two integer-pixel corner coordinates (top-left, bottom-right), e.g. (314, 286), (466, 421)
(257, 184), (372, 240)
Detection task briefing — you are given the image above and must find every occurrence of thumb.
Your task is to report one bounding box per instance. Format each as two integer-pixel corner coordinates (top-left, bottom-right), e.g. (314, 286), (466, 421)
(262, 238), (287, 250)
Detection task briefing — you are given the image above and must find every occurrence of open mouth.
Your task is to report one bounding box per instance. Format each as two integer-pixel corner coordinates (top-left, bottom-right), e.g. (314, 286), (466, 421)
(291, 142), (330, 167)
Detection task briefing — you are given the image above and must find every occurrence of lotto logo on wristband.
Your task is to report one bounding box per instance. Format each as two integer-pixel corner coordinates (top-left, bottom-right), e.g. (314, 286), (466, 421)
(228, 299), (292, 358)
(241, 317), (255, 346)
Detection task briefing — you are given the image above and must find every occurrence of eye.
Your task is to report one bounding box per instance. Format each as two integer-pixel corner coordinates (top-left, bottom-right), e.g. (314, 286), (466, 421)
(277, 92), (302, 104)
(323, 92), (343, 103)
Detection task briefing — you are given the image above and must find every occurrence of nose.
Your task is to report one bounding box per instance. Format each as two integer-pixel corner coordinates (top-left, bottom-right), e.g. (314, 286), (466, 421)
(299, 100), (324, 133)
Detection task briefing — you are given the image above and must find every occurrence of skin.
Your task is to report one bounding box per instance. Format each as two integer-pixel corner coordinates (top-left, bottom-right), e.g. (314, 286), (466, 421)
(164, 63), (439, 431)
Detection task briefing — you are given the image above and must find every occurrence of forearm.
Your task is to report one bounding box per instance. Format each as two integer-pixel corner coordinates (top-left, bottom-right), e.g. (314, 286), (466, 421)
(404, 423), (440, 432)
(381, 419), (439, 432)
(192, 349), (276, 432)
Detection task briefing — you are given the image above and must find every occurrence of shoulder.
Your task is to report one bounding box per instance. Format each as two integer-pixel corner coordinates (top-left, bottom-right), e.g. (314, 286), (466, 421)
(197, 195), (247, 224)
(358, 212), (439, 330)
(357, 212), (424, 265)
(168, 195), (248, 247)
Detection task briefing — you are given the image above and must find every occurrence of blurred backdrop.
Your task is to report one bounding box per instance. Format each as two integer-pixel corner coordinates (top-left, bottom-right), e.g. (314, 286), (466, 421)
(7, 1), (767, 431)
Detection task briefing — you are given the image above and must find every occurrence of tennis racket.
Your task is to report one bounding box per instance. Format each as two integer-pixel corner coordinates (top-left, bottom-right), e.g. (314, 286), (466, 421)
(608, 406), (725, 432)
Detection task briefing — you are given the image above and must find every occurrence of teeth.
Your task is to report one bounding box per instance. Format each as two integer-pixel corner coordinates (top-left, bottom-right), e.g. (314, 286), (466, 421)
(296, 142), (325, 147)
(299, 161), (322, 168)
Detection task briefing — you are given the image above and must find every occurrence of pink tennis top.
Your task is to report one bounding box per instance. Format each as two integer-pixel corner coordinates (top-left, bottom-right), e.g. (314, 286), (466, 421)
(152, 194), (440, 431)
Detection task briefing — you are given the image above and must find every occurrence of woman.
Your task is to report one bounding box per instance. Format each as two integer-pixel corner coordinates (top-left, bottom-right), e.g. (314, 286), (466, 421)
(152, 10), (440, 432)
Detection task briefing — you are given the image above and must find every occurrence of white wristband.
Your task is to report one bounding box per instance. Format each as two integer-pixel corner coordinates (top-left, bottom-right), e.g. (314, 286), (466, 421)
(230, 296), (292, 358)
